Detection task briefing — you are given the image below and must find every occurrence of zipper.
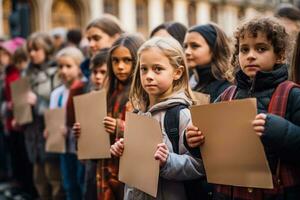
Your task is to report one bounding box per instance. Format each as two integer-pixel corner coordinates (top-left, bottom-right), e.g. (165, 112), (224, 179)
(248, 75), (256, 97)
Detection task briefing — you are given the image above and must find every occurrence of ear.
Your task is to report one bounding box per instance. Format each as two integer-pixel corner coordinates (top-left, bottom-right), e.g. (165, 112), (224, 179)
(173, 65), (184, 81)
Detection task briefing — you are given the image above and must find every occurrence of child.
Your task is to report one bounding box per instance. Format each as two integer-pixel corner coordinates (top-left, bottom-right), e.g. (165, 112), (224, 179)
(74, 34), (144, 200)
(47, 46), (86, 200)
(81, 14), (123, 79)
(110, 37), (204, 200)
(24, 32), (64, 200)
(73, 48), (109, 200)
(89, 48), (109, 91)
(183, 23), (233, 102)
(186, 17), (300, 200)
(150, 22), (187, 47)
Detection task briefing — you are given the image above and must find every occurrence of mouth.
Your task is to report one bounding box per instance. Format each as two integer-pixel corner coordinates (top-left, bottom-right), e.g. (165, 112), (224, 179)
(245, 65), (260, 69)
(145, 84), (157, 88)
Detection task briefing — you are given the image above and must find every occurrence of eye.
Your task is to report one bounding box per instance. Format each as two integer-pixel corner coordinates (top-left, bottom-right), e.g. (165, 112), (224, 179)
(183, 43), (188, 49)
(123, 58), (132, 64)
(190, 42), (200, 49)
(66, 64), (72, 69)
(92, 35), (101, 41)
(112, 57), (119, 63)
(140, 66), (147, 73)
(153, 65), (163, 73)
(240, 46), (249, 54)
(257, 47), (267, 53)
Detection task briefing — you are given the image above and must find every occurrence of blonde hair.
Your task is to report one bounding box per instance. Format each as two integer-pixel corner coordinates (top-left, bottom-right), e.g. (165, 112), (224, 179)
(130, 37), (195, 110)
(56, 46), (84, 66)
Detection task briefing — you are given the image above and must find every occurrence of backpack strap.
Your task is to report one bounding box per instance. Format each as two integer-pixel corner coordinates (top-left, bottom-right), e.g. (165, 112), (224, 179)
(220, 85), (237, 101)
(267, 80), (300, 188)
(164, 104), (188, 154)
(268, 81), (300, 116)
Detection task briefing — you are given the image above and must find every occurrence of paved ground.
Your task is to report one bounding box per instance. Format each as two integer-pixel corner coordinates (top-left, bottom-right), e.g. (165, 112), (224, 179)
(0, 183), (33, 200)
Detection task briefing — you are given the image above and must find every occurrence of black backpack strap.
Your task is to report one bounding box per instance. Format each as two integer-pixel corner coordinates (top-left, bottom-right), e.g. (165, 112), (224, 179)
(164, 104), (188, 154)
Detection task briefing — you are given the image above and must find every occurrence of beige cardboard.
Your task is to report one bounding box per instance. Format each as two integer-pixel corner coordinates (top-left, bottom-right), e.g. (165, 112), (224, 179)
(119, 112), (162, 197)
(191, 98), (273, 189)
(10, 78), (33, 125)
(193, 91), (210, 105)
(74, 90), (110, 159)
(44, 108), (66, 153)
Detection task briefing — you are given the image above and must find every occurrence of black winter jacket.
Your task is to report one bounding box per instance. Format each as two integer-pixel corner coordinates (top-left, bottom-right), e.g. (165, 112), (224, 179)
(193, 66), (231, 103)
(231, 65), (300, 172)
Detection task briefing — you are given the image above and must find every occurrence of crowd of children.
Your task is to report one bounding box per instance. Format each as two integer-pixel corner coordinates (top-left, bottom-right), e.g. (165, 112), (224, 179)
(0, 4), (300, 200)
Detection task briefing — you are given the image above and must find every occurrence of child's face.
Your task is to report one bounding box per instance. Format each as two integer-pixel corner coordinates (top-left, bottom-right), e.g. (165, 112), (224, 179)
(91, 64), (107, 90)
(86, 27), (116, 57)
(239, 31), (280, 78)
(0, 49), (11, 67)
(111, 46), (133, 82)
(16, 60), (28, 71)
(140, 47), (182, 101)
(58, 56), (81, 85)
(28, 45), (46, 65)
(184, 32), (212, 68)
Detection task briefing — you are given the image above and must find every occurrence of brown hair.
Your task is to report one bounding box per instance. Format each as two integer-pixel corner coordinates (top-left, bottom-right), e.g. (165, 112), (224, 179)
(291, 32), (300, 84)
(232, 17), (289, 75)
(188, 23), (233, 82)
(27, 32), (54, 61)
(106, 33), (145, 98)
(86, 14), (124, 37)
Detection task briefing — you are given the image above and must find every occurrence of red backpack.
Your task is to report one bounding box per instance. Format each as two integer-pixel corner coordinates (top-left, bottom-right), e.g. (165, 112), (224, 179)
(216, 81), (300, 199)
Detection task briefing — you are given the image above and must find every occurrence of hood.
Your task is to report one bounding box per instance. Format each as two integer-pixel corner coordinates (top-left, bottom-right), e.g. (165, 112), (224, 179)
(146, 90), (192, 114)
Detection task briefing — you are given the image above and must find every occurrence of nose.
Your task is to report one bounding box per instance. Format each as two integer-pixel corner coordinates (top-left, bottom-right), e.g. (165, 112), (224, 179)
(185, 46), (191, 56)
(247, 49), (256, 61)
(117, 61), (125, 70)
(145, 70), (154, 81)
(89, 40), (95, 49)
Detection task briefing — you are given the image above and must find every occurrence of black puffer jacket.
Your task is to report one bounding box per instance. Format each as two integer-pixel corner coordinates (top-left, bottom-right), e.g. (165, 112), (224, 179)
(231, 64), (300, 172)
(193, 66), (231, 102)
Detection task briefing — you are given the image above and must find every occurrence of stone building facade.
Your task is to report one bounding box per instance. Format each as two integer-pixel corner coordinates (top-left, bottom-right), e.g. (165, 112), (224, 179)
(0, 0), (298, 38)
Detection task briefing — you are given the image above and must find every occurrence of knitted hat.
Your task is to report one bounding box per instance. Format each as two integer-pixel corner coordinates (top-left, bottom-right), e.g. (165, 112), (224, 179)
(0, 37), (26, 55)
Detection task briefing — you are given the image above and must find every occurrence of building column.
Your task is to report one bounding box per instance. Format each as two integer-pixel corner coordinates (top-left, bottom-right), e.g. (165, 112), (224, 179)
(90, 0), (103, 20)
(218, 4), (239, 36)
(148, 0), (163, 32)
(173, 0), (188, 26)
(119, 0), (136, 33)
(0, 0), (3, 36)
(245, 7), (259, 19)
(196, 1), (211, 25)
(37, 0), (51, 31)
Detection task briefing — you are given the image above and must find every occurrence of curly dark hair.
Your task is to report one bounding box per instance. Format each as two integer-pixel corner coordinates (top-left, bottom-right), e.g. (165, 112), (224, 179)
(231, 17), (289, 74)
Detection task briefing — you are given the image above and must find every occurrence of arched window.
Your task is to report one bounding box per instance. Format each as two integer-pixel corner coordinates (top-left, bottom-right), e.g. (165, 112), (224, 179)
(2, 0), (12, 36)
(104, 0), (119, 17)
(188, 1), (196, 27)
(136, 0), (148, 36)
(164, 0), (173, 22)
(51, 0), (81, 29)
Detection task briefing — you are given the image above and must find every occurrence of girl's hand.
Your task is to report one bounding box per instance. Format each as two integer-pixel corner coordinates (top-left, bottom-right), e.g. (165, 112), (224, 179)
(154, 143), (169, 167)
(186, 124), (205, 148)
(252, 113), (266, 136)
(73, 122), (81, 140)
(27, 91), (37, 105)
(43, 129), (48, 139)
(103, 116), (117, 134)
(110, 138), (124, 157)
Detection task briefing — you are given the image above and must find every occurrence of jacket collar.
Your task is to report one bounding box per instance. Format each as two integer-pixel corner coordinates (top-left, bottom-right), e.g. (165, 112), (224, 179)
(236, 64), (288, 93)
